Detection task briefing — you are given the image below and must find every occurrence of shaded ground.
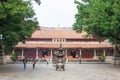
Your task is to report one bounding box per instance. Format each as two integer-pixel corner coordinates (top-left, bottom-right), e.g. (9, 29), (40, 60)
(0, 63), (120, 80)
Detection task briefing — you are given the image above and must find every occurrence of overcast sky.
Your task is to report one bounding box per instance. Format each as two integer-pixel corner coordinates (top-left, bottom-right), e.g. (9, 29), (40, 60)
(32, 0), (81, 27)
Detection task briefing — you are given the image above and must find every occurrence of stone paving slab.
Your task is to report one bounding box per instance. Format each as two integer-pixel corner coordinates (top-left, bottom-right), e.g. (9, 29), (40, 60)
(0, 64), (120, 80)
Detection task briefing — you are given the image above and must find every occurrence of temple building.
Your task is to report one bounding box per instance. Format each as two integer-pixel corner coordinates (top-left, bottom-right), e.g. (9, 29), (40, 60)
(15, 27), (114, 62)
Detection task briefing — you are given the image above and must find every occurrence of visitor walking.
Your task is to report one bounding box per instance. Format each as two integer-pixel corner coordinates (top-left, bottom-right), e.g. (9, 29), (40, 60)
(46, 58), (49, 65)
(23, 57), (27, 70)
(32, 58), (36, 69)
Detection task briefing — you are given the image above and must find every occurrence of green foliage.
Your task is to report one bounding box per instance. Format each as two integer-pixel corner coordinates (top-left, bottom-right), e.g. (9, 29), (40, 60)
(73, 0), (120, 45)
(34, 0), (41, 5)
(0, 0), (40, 51)
(10, 52), (21, 61)
(114, 45), (120, 57)
(97, 53), (106, 62)
(10, 53), (16, 61)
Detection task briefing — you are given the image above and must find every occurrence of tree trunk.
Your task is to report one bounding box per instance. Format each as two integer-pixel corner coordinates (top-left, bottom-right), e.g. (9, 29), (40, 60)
(114, 44), (120, 65)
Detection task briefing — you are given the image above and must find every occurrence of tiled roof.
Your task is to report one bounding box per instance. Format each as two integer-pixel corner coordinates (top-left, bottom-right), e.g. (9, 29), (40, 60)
(16, 42), (113, 49)
(15, 29), (113, 49)
(31, 29), (87, 39)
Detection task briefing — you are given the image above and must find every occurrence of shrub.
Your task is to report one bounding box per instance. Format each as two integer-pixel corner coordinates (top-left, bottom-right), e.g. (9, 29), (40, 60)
(97, 53), (106, 62)
(10, 52), (21, 61)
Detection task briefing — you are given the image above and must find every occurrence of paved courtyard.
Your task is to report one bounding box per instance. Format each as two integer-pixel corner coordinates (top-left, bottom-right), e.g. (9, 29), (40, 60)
(0, 63), (120, 80)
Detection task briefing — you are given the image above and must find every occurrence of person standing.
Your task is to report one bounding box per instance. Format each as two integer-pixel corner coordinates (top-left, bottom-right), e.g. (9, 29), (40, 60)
(32, 58), (36, 69)
(23, 57), (27, 70)
(46, 58), (49, 65)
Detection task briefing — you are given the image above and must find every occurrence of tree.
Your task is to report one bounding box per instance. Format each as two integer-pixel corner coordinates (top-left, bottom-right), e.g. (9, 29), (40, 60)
(73, 0), (120, 54)
(0, 0), (40, 52)
(34, 0), (41, 5)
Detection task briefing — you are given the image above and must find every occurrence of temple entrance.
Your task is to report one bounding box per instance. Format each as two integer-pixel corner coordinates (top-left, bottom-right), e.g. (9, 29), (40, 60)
(24, 49), (36, 58)
(42, 50), (48, 58)
(70, 50), (76, 58)
(82, 49), (94, 58)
